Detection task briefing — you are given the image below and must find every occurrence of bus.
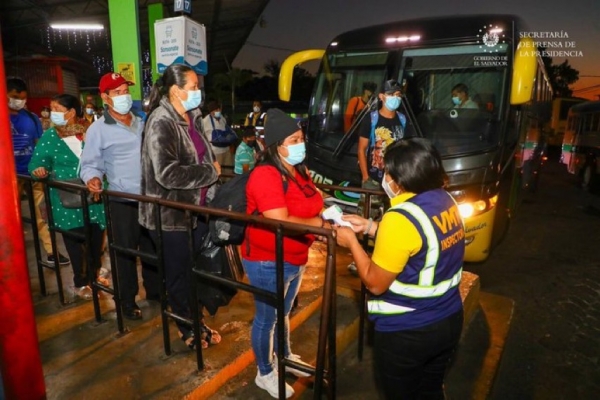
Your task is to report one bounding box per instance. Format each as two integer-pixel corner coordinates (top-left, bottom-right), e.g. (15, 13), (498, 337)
(278, 15), (552, 262)
(548, 97), (585, 162)
(563, 101), (600, 192)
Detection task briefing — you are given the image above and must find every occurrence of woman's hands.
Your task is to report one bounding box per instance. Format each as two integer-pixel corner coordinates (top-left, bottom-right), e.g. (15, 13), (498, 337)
(31, 167), (49, 179)
(341, 214), (369, 234)
(334, 226), (358, 248)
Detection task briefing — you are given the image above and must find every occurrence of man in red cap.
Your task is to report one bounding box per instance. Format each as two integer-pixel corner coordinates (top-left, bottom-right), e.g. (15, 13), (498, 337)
(80, 72), (160, 320)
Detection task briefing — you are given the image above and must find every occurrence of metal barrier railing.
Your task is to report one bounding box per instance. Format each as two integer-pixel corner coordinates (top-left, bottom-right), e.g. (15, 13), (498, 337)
(18, 172), (385, 399)
(220, 173), (385, 362)
(18, 178), (62, 300)
(311, 181), (384, 362)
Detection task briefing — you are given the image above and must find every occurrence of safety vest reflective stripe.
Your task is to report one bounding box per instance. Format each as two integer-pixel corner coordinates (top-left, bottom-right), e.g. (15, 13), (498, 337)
(386, 268), (462, 298)
(367, 200), (462, 315)
(367, 300), (416, 314)
(391, 202), (440, 286)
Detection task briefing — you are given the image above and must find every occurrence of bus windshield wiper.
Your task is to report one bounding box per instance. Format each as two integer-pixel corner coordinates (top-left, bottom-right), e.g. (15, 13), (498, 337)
(333, 94), (378, 158)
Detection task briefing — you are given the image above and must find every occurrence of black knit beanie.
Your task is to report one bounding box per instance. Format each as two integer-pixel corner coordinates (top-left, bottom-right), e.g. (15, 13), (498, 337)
(264, 108), (300, 147)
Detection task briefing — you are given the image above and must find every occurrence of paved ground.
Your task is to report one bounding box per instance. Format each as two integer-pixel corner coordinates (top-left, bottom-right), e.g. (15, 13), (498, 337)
(465, 156), (600, 399)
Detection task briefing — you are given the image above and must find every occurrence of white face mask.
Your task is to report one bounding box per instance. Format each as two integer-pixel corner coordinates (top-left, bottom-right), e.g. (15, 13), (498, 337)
(253, 106), (260, 113)
(9, 98), (26, 111)
(381, 174), (399, 199)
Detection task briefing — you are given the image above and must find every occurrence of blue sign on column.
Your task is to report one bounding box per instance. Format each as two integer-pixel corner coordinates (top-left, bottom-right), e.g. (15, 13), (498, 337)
(174, 0), (192, 14)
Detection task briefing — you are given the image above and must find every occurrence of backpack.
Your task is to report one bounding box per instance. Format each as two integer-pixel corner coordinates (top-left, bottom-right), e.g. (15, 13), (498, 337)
(366, 110), (407, 181)
(208, 171), (288, 246)
(368, 110), (406, 150)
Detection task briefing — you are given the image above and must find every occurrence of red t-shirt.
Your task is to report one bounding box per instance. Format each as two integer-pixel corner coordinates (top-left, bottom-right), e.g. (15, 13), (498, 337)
(243, 165), (323, 265)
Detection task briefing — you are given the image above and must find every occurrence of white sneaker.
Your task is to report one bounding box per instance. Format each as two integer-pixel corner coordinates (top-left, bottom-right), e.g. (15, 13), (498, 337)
(285, 353), (313, 378)
(255, 369), (294, 399)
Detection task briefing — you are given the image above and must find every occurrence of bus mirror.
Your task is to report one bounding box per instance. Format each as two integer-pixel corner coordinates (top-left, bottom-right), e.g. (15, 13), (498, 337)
(279, 50), (325, 101)
(510, 37), (537, 105)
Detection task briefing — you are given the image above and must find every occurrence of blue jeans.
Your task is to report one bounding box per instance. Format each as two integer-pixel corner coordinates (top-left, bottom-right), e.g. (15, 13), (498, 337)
(243, 259), (305, 375)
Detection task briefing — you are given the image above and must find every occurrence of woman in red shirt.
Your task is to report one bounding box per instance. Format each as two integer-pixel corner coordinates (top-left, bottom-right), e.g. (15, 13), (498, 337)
(244, 108), (330, 399)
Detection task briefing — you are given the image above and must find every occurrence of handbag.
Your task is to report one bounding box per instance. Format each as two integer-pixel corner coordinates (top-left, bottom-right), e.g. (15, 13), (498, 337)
(209, 116), (238, 147)
(56, 178), (101, 209)
(194, 233), (243, 316)
(56, 178), (86, 209)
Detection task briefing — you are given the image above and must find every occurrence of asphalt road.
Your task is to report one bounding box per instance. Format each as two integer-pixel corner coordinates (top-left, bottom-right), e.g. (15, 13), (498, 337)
(465, 156), (600, 399)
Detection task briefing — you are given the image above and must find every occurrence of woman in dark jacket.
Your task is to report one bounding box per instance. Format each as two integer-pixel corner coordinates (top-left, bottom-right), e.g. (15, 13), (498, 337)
(139, 64), (221, 349)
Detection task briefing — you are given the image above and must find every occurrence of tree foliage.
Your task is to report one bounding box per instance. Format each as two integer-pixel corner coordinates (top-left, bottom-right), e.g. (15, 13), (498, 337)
(542, 56), (580, 98)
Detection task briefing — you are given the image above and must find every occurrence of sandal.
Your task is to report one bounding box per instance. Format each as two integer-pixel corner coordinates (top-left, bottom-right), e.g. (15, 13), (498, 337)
(200, 323), (222, 346)
(178, 328), (208, 350)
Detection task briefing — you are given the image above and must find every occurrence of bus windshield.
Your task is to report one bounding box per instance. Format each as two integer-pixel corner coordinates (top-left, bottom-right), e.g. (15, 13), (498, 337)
(402, 44), (508, 156)
(308, 44), (508, 157)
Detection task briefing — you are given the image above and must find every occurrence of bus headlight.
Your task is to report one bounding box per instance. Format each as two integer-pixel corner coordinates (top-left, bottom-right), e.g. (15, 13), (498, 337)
(457, 195), (498, 219)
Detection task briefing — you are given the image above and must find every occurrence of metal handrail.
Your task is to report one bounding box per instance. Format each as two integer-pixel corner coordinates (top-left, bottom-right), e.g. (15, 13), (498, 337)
(18, 173), (383, 399)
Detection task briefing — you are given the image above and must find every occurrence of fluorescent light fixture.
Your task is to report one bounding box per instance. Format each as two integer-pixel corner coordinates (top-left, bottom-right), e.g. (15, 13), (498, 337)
(330, 42), (338, 47)
(50, 24), (104, 30)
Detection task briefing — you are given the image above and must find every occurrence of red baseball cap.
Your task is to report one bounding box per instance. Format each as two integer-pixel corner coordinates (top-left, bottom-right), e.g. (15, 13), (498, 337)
(99, 72), (133, 93)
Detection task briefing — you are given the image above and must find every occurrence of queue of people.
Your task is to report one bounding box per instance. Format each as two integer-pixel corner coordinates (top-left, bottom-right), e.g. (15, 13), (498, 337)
(12, 70), (467, 399)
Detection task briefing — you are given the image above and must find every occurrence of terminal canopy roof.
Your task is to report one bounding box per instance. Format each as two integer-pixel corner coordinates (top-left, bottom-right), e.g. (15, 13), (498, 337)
(0, 0), (270, 88)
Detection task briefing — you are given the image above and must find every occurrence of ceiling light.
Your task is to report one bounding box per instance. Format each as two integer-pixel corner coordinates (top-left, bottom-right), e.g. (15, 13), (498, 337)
(50, 24), (104, 30)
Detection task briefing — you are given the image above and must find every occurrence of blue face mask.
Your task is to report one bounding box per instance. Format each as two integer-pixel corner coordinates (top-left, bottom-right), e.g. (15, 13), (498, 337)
(452, 96), (461, 106)
(213, 111), (222, 119)
(180, 89), (202, 111)
(110, 94), (133, 115)
(50, 111), (68, 126)
(385, 95), (401, 111)
(281, 142), (306, 166)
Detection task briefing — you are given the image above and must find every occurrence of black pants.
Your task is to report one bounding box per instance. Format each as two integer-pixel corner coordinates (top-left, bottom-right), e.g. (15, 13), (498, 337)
(109, 200), (160, 306)
(149, 222), (207, 331)
(62, 224), (103, 288)
(374, 309), (464, 400)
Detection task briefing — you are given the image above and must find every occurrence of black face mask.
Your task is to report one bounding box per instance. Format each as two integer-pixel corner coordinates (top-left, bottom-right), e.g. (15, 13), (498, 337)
(247, 140), (258, 149)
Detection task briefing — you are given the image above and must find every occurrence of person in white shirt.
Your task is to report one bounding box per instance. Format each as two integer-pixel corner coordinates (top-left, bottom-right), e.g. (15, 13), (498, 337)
(451, 83), (479, 109)
(203, 100), (234, 167)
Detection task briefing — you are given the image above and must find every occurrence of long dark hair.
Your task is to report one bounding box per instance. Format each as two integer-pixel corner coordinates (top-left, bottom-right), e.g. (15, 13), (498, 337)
(52, 94), (82, 118)
(258, 139), (309, 186)
(146, 64), (193, 116)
